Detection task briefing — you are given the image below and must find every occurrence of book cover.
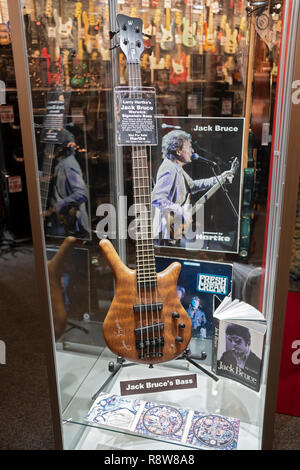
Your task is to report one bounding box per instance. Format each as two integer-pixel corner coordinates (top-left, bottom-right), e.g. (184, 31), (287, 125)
(212, 297), (267, 392)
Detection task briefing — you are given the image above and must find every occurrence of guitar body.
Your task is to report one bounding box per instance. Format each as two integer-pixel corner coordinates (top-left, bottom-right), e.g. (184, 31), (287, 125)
(101, 239), (192, 364)
(149, 52), (165, 70)
(204, 23), (216, 53)
(182, 17), (197, 48)
(224, 28), (238, 55)
(160, 23), (175, 51)
(170, 53), (187, 85)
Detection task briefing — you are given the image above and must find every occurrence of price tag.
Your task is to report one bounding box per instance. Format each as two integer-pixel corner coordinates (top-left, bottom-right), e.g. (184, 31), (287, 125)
(0, 80), (5, 105)
(8, 176), (22, 194)
(79, 27), (85, 40)
(221, 35), (227, 46)
(142, 0), (150, 7)
(0, 105), (14, 123)
(175, 34), (182, 44)
(164, 0), (172, 8)
(212, 1), (220, 14)
(156, 31), (162, 42)
(48, 26), (56, 38)
(197, 33), (205, 45)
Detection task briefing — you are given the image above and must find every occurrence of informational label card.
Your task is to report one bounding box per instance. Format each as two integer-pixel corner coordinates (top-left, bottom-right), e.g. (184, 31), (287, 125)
(40, 90), (71, 144)
(114, 86), (157, 146)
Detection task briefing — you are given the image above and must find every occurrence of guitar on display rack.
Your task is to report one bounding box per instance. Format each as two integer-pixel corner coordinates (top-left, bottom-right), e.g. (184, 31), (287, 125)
(82, 0), (99, 56)
(204, 2), (216, 53)
(161, 0), (175, 51)
(27, 0), (42, 57)
(42, 0), (63, 86)
(170, 11), (187, 84)
(182, 0), (197, 48)
(100, 14), (192, 364)
(149, 9), (165, 80)
(54, 0), (73, 59)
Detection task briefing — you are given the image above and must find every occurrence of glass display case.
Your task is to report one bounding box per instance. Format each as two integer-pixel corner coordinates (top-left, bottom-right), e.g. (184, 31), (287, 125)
(5, 0), (300, 450)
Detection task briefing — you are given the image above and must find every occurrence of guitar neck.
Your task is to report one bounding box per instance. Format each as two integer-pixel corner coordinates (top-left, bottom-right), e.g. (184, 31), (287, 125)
(128, 63), (156, 285)
(191, 178), (223, 216)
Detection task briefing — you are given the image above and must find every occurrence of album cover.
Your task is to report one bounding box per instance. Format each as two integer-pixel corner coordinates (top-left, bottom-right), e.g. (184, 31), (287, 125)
(151, 116), (244, 253)
(86, 392), (240, 450)
(86, 393), (143, 430)
(186, 412), (240, 450)
(135, 402), (189, 443)
(155, 256), (233, 339)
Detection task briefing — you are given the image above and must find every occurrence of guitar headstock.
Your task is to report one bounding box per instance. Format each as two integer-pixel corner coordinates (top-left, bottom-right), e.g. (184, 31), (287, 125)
(153, 9), (161, 28)
(75, 2), (82, 19)
(117, 14), (144, 64)
(175, 11), (182, 29)
(45, 0), (52, 19)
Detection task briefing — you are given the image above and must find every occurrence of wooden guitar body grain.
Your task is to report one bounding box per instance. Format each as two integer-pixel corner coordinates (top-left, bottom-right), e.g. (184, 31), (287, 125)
(100, 239), (192, 365)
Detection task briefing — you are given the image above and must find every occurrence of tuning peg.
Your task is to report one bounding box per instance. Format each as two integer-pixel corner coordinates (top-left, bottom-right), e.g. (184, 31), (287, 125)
(109, 44), (120, 51)
(109, 30), (119, 40)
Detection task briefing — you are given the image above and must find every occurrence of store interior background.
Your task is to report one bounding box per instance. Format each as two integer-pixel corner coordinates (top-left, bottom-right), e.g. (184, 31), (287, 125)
(0, 0), (300, 449)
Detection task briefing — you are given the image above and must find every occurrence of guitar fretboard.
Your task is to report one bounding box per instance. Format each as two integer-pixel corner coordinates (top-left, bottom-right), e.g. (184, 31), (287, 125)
(128, 63), (157, 286)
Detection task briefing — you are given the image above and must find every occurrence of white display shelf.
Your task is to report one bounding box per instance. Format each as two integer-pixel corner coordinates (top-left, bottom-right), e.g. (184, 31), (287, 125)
(57, 347), (262, 450)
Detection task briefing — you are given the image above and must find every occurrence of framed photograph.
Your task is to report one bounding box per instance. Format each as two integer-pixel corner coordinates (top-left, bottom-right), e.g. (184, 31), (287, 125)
(151, 116), (244, 253)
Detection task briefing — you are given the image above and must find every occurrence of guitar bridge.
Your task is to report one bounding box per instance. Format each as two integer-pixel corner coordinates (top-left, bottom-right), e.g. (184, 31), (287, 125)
(136, 336), (164, 359)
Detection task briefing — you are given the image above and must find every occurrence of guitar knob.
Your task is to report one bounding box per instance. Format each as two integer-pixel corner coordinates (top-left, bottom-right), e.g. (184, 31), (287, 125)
(179, 323), (185, 329)
(175, 336), (183, 343)
(172, 312), (180, 319)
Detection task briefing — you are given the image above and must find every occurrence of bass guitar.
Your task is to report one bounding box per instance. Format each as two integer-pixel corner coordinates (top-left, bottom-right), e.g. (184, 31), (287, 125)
(101, 14), (192, 365)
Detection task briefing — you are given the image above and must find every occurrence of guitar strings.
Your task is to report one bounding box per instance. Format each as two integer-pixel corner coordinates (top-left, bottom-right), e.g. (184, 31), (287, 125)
(131, 60), (160, 359)
(134, 62), (153, 359)
(129, 64), (144, 360)
(136, 60), (161, 359)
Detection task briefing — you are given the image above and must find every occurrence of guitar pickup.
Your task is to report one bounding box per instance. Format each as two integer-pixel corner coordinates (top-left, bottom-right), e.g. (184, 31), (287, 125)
(134, 322), (164, 336)
(133, 303), (163, 314)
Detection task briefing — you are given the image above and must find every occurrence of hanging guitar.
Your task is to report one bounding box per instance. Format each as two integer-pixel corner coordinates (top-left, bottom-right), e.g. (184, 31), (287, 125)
(170, 11), (187, 85)
(100, 14), (192, 365)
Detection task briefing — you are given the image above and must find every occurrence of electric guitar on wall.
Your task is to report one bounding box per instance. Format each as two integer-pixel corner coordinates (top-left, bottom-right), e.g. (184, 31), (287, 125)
(160, 0), (175, 51)
(149, 9), (165, 79)
(170, 12), (187, 84)
(82, 0), (99, 56)
(100, 14), (192, 364)
(53, 0), (73, 59)
(27, 0), (42, 57)
(204, 3), (216, 53)
(42, 0), (63, 86)
(182, 0), (197, 48)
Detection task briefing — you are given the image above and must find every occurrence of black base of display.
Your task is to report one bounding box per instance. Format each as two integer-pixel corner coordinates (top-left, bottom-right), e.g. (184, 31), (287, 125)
(91, 347), (219, 401)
